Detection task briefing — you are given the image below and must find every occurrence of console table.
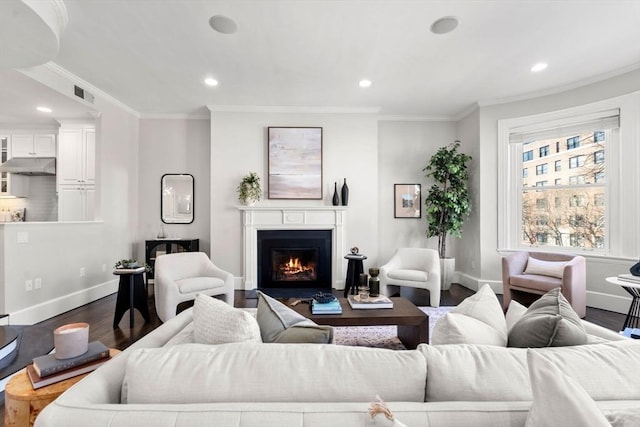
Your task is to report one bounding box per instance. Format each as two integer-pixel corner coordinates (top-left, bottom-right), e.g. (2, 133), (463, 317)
(145, 238), (199, 290)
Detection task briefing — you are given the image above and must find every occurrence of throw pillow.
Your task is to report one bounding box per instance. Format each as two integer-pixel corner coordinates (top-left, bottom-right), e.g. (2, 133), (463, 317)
(431, 284), (507, 346)
(525, 350), (610, 427)
(192, 293), (261, 344)
(508, 288), (587, 348)
(523, 257), (568, 279)
(505, 300), (528, 333)
(256, 291), (333, 343)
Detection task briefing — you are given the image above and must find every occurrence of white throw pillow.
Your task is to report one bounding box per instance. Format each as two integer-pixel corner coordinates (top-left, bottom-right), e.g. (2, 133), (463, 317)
(431, 284), (507, 346)
(193, 294), (261, 344)
(523, 257), (568, 279)
(525, 350), (610, 427)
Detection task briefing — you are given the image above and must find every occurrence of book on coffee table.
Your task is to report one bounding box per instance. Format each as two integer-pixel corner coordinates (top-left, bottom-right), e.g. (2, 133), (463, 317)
(33, 341), (109, 378)
(311, 299), (342, 314)
(347, 294), (394, 309)
(26, 355), (111, 389)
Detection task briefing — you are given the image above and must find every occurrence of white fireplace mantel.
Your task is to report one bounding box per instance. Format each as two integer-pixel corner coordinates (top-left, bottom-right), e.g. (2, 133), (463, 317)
(238, 206), (348, 291)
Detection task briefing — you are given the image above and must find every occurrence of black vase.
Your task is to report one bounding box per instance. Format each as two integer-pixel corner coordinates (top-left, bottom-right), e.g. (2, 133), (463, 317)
(332, 182), (340, 206)
(341, 178), (349, 206)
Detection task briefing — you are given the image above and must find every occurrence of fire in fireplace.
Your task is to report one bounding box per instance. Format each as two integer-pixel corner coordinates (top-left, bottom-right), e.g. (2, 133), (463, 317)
(258, 230), (332, 293)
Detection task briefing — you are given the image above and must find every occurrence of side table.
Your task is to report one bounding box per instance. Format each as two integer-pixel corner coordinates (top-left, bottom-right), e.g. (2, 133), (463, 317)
(4, 349), (120, 427)
(605, 276), (640, 330)
(343, 253), (367, 297)
(113, 268), (150, 328)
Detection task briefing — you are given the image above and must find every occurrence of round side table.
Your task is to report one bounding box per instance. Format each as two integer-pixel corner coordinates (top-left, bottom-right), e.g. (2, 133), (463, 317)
(4, 349), (120, 427)
(605, 276), (640, 330)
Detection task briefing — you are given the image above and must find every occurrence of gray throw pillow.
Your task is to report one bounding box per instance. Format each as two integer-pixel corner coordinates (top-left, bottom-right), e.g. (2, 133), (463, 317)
(508, 288), (587, 348)
(256, 291), (333, 343)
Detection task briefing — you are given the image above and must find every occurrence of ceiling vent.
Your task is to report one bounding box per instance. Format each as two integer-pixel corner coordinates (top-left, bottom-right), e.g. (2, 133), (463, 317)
(74, 85), (95, 104)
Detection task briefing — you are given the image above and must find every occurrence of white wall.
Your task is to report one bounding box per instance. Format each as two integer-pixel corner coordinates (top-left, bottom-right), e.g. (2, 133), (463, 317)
(0, 65), (140, 323)
(210, 111), (380, 282)
(455, 69), (640, 312)
(137, 118), (211, 258)
(377, 120), (457, 264)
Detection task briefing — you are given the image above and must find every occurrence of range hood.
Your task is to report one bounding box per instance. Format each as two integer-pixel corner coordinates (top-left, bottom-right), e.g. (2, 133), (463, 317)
(0, 158), (56, 176)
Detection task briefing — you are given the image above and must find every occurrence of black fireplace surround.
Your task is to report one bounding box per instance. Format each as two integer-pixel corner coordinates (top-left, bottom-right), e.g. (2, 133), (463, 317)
(257, 229), (332, 295)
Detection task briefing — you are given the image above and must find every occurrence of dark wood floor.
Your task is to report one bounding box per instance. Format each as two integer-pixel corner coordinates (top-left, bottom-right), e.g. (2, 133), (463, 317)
(0, 284), (627, 425)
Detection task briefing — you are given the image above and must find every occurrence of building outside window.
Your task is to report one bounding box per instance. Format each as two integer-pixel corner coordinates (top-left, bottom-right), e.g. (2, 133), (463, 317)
(523, 150), (534, 161)
(523, 168), (528, 178)
(555, 178), (562, 185)
(536, 163), (548, 175)
(569, 175), (586, 185)
(594, 171), (605, 183)
(570, 233), (585, 247)
(594, 193), (605, 206)
(555, 160), (562, 171)
(567, 136), (580, 150)
(536, 198), (548, 209)
(594, 131), (605, 142)
(569, 155), (585, 168)
(594, 150), (604, 164)
(539, 145), (550, 157)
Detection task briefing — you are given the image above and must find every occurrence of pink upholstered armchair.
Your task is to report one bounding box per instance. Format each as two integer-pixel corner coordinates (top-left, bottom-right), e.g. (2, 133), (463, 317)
(502, 251), (586, 318)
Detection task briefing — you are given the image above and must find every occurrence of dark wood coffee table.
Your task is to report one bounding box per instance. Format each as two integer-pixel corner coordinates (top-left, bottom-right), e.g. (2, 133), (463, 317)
(289, 297), (428, 349)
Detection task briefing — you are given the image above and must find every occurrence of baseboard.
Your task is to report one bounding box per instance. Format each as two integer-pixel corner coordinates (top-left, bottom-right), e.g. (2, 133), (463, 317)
(9, 279), (119, 325)
(454, 272), (503, 294)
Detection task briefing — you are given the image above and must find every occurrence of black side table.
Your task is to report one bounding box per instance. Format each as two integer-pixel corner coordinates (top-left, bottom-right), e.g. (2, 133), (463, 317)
(113, 268), (150, 328)
(344, 253), (367, 297)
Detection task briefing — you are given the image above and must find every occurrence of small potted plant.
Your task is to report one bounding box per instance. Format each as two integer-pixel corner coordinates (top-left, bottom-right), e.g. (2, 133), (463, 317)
(237, 172), (262, 206)
(114, 259), (151, 272)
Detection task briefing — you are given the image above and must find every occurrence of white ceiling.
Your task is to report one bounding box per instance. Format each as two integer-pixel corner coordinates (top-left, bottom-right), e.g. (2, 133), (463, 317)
(8, 0), (640, 120)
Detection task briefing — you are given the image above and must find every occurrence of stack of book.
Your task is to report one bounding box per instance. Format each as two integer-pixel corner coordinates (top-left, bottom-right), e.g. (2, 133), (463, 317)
(311, 297), (342, 314)
(347, 294), (393, 309)
(27, 341), (111, 389)
(618, 273), (640, 285)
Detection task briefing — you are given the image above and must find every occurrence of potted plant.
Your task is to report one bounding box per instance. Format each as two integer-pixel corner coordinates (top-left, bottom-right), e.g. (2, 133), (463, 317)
(237, 172), (262, 206)
(423, 140), (472, 290)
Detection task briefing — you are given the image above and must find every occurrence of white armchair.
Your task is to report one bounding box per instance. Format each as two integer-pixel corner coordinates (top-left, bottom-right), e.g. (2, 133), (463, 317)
(154, 252), (234, 322)
(379, 248), (441, 307)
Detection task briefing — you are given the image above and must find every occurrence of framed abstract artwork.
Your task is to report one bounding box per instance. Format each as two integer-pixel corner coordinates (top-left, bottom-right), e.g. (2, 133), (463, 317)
(268, 127), (323, 199)
(394, 184), (421, 218)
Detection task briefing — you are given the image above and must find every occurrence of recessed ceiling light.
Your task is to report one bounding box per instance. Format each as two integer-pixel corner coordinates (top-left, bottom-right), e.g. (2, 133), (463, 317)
(204, 77), (218, 87)
(430, 16), (458, 35)
(36, 106), (52, 113)
(359, 79), (372, 88)
(209, 15), (237, 34)
(531, 62), (548, 72)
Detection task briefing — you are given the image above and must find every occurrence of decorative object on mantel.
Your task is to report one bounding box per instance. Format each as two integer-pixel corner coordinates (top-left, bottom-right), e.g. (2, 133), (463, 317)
(341, 178), (349, 205)
(423, 140), (472, 290)
(332, 182), (340, 206)
(237, 171), (262, 206)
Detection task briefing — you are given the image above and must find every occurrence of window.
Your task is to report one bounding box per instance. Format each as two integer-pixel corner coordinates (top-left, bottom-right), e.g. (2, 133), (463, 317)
(594, 193), (604, 206)
(536, 164), (548, 175)
(594, 150), (604, 164)
(539, 145), (550, 157)
(500, 108), (618, 253)
(594, 131), (605, 142)
(569, 175), (586, 185)
(569, 195), (587, 207)
(555, 160), (562, 171)
(569, 155), (585, 168)
(567, 136), (580, 150)
(523, 168), (528, 178)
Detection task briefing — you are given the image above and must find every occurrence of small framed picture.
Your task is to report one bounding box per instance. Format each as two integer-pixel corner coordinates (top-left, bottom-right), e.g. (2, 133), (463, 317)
(394, 184), (421, 218)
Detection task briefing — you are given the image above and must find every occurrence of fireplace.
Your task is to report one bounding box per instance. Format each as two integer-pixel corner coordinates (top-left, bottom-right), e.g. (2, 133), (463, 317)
(257, 230), (332, 292)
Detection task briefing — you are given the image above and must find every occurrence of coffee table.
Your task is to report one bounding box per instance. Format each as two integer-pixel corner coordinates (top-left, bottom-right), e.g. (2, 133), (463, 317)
(289, 297), (428, 349)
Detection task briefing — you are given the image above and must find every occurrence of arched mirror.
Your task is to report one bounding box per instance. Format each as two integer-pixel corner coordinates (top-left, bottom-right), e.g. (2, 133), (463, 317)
(161, 174), (194, 224)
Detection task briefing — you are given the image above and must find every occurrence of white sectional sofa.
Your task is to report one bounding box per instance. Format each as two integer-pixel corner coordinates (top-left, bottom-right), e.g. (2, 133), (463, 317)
(35, 307), (640, 427)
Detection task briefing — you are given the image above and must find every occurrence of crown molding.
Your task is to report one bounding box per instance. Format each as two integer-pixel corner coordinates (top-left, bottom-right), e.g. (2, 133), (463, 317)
(207, 105), (381, 114)
(140, 113), (210, 120)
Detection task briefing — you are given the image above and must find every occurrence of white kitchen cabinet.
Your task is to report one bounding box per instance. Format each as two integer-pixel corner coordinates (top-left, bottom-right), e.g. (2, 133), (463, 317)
(10, 133), (56, 157)
(0, 135), (29, 197)
(57, 185), (95, 221)
(57, 124), (95, 221)
(57, 127), (95, 186)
